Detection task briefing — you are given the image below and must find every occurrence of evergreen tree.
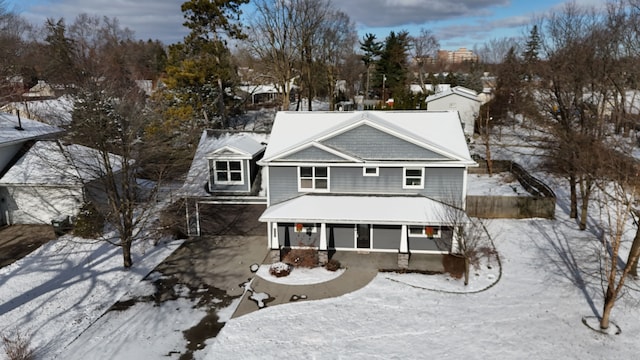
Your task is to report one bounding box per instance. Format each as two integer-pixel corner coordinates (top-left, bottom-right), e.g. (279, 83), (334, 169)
(522, 25), (540, 81)
(375, 31), (411, 101)
(360, 33), (382, 98)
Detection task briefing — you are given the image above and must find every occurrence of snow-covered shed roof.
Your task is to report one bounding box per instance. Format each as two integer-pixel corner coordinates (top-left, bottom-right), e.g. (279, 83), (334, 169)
(0, 113), (64, 147)
(178, 130), (269, 197)
(0, 140), (122, 186)
(259, 194), (465, 225)
(426, 86), (481, 103)
(238, 84), (280, 95)
(262, 110), (475, 165)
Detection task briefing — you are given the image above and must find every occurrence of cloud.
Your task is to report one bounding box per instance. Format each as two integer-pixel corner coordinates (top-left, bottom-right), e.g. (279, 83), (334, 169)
(16, 0), (188, 44)
(336, 0), (510, 28)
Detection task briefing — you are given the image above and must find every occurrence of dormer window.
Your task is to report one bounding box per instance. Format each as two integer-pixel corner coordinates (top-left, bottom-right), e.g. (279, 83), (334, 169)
(214, 160), (244, 185)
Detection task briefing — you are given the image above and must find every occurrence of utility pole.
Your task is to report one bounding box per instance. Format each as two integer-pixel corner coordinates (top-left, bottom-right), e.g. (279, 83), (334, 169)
(382, 74), (386, 108)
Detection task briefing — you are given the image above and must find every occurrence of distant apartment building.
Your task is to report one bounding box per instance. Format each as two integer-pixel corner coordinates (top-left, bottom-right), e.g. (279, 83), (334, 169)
(437, 48), (478, 64)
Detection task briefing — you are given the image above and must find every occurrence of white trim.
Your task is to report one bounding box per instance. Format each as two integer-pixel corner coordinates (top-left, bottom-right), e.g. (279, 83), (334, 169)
(213, 159), (245, 185)
(400, 225), (408, 253)
(403, 167), (425, 189)
(195, 201), (201, 236)
(297, 166), (330, 192)
(265, 166), (271, 207)
(362, 166), (379, 176)
(410, 249), (450, 255)
(270, 222), (279, 249)
(269, 141), (363, 163)
(319, 223), (327, 250)
(265, 161), (477, 168)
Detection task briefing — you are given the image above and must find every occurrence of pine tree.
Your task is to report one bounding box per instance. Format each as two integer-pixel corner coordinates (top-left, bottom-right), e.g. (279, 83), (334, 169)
(360, 33), (382, 98)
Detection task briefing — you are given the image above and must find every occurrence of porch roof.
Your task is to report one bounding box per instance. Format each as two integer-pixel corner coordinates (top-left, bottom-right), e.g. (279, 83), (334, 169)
(259, 194), (464, 225)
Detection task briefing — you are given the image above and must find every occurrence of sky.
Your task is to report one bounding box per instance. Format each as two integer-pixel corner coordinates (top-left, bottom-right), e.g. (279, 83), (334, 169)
(6, 0), (604, 50)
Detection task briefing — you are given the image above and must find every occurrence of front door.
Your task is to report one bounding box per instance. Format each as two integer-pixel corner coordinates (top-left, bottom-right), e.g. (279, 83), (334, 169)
(356, 224), (370, 249)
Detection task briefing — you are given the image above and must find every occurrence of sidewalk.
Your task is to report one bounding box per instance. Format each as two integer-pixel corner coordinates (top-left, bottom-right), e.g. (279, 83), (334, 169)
(232, 251), (444, 318)
(233, 264), (379, 318)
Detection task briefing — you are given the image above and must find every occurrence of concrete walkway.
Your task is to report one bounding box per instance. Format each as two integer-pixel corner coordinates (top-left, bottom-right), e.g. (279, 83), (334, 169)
(232, 252), (444, 318)
(233, 263), (378, 318)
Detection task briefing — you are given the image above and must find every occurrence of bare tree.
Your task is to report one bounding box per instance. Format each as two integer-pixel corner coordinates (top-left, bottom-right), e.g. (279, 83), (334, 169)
(595, 155), (640, 330)
(439, 197), (492, 285)
(247, 0), (298, 110)
(409, 28), (439, 94)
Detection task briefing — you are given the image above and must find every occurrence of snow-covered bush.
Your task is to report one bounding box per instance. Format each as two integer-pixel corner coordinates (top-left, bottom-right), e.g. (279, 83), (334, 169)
(269, 262), (291, 277)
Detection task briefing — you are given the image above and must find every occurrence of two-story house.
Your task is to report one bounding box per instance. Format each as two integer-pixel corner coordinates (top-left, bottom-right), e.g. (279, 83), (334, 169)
(258, 110), (477, 267)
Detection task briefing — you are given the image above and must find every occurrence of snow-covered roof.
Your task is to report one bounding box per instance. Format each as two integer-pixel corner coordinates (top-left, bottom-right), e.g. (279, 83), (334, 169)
(178, 130), (269, 197)
(263, 110), (474, 165)
(0, 113), (64, 146)
(409, 84), (451, 94)
(0, 95), (74, 126)
(259, 194), (464, 225)
(426, 86), (481, 103)
(0, 140), (122, 186)
(238, 84), (280, 95)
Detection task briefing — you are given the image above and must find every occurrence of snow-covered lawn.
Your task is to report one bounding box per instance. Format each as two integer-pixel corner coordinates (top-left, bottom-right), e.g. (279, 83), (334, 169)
(467, 172), (531, 196)
(204, 216), (640, 359)
(0, 233), (183, 359)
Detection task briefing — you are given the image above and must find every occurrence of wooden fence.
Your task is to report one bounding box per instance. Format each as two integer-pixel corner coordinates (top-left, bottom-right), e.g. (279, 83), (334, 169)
(466, 156), (556, 219)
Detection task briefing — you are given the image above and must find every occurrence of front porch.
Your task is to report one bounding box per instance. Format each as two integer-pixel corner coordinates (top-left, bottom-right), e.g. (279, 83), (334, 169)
(329, 251), (446, 273)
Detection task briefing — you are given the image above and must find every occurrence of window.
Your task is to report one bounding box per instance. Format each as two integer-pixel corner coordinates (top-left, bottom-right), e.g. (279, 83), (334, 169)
(214, 160), (243, 184)
(299, 166), (328, 191)
(403, 168), (424, 189)
(363, 167), (379, 176)
(408, 226), (441, 238)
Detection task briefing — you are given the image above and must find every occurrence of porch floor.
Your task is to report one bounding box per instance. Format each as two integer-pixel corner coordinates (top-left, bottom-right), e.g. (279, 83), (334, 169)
(329, 251), (445, 273)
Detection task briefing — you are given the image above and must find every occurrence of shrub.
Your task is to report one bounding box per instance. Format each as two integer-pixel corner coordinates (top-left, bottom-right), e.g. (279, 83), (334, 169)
(73, 201), (105, 238)
(442, 254), (464, 279)
(2, 331), (34, 360)
(325, 258), (341, 272)
(269, 262), (291, 277)
(282, 248), (318, 268)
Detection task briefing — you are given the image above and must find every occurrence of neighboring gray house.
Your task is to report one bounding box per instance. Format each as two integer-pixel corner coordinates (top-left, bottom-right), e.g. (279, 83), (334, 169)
(258, 110), (477, 266)
(426, 86), (481, 139)
(180, 130), (269, 236)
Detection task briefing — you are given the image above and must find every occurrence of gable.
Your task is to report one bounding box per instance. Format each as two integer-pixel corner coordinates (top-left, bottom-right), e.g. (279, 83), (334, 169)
(278, 144), (351, 162)
(320, 124), (449, 160)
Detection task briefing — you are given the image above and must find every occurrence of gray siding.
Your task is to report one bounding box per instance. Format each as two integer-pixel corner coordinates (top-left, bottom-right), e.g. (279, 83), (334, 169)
(321, 124), (447, 160)
(269, 166), (299, 204)
(373, 225), (400, 249)
(268, 166), (465, 204)
(328, 224), (354, 248)
(280, 146), (347, 162)
(423, 167), (464, 202)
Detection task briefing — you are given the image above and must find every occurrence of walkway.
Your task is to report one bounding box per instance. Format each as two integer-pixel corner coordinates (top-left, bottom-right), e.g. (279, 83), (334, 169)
(233, 252), (444, 318)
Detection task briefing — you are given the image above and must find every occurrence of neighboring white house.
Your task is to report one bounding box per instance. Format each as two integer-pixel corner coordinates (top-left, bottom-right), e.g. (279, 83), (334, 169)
(0, 140), (121, 225)
(426, 86), (481, 139)
(238, 84), (281, 105)
(409, 84), (451, 95)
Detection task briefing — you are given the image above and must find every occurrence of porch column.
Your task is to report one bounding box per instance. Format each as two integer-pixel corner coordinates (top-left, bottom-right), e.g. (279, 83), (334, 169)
(398, 225), (409, 269)
(451, 226), (461, 254)
(269, 222), (281, 263)
(318, 223), (328, 265)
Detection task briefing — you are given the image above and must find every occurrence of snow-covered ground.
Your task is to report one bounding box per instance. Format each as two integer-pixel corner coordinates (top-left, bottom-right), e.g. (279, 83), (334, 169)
(467, 173), (531, 196)
(3, 120), (640, 359)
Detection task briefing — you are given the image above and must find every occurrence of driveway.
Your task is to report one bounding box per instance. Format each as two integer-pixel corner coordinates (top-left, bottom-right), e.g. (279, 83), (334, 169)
(0, 225), (56, 268)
